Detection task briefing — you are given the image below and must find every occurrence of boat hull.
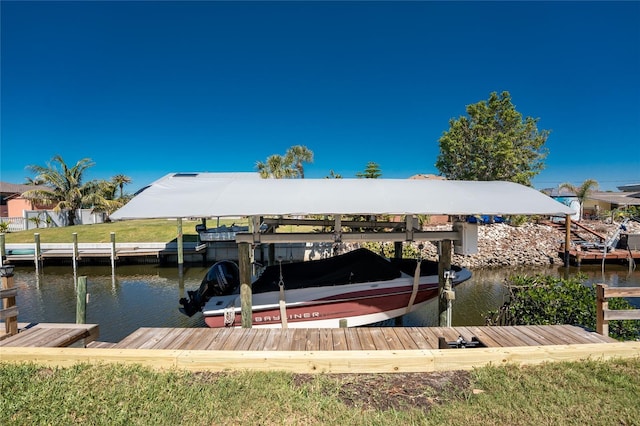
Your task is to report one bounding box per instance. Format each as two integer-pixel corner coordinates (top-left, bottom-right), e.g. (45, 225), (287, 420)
(202, 269), (471, 328)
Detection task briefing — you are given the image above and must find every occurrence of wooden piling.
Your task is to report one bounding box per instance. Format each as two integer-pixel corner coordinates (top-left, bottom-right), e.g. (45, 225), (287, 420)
(34, 233), (42, 273)
(1, 268), (18, 336)
(72, 232), (79, 286)
(76, 276), (87, 324)
(438, 240), (452, 327)
(177, 218), (184, 276)
(239, 242), (252, 328)
(0, 233), (5, 265)
(110, 232), (116, 269)
(564, 214), (571, 267)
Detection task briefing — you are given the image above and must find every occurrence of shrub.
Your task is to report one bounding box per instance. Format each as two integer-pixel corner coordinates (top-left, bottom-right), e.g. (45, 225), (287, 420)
(485, 274), (640, 341)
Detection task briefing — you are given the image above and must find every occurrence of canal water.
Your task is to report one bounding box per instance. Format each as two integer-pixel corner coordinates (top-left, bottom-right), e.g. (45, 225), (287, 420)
(8, 262), (640, 343)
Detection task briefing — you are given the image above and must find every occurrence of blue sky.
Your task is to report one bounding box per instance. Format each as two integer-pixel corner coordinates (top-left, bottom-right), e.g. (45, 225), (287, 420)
(1, 1), (639, 192)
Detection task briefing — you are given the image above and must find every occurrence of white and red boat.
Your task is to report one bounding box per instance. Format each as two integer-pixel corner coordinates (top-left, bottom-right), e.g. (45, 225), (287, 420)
(179, 248), (471, 328)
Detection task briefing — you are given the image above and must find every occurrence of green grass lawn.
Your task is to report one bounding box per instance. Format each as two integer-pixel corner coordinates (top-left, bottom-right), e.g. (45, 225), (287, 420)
(1, 219), (244, 244)
(1, 359), (639, 425)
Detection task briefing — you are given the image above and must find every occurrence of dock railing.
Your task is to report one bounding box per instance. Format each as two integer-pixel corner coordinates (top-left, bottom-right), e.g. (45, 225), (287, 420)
(596, 283), (640, 337)
(1, 264), (18, 337)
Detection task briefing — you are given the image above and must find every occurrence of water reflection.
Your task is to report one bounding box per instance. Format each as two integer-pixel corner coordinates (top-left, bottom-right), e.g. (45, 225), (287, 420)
(9, 262), (639, 343)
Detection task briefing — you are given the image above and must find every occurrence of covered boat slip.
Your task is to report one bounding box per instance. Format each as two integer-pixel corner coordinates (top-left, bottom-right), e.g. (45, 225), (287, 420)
(111, 174), (576, 328)
(111, 174), (575, 219)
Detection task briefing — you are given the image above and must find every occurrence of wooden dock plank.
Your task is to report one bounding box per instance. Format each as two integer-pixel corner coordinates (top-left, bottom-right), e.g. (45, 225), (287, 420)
(356, 328), (379, 350)
(481, 326), (529, 347)
(344, 328), (362, 350)
(178, 328), (214, 350)
(412, 327), (442, 349)
(233, 329), (258, 351)
(86, 341), (117, 348)
(559, 325), (617, 344)
(275, 329), (297, 351)
(152, 328), (194, 349)
(330, 328), (348, 350)
(0, 327), (88, 348)
(512, 326), (559, 346)
(262, 329), (282, 351)
(0, 323), (98, 348)
(497, 326), (546, 346)
(220, 328), (250, 350)
(288, 329), (308, 351)
(529, 325), (577, 345)
(246, 329), (269, 350)
(387, 327), (419, 350)
(113, 327), (154, 348)
(135, 328), (176, 350)
(204, 328), (235, 350)
(305, 328), (321, 351)
(317, 328), (333, 351)
(404, 327), (435, 349)
(467, 326), (509, 347)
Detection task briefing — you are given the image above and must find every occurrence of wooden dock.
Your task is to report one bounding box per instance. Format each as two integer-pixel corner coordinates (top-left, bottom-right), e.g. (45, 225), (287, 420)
(105, 325), (616, 351)
(563, 247), (640, 265)
(0, 323), (99, 347)
(4, 242), (207, 264)
(2, 324), (638, 374)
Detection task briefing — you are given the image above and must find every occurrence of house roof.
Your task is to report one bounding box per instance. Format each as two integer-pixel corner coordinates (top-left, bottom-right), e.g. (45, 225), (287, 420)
(617, 183), (640, 192)
(588, 191), (640, 206)
(110, 173), (575, 220)
(0, 181), (48, 196)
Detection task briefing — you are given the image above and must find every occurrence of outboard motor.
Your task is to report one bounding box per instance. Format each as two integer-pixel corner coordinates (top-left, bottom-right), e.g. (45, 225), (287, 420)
(179, 260), (240, 317)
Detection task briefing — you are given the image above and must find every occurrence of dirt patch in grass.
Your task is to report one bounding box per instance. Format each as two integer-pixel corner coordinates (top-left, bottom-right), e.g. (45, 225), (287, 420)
(293, 370), (472, 412)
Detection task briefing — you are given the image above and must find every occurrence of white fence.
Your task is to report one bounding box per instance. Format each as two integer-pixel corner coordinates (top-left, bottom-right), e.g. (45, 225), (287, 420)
(0, 209), (105, 232)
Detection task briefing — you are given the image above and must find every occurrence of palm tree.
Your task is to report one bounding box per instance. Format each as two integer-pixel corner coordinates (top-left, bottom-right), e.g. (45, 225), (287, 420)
(112, 174), (132, 199)
(22, 155), (96, 226)
(83, 179), (124, 216)
(24, 176), (45, 185)
(285, 145), (314, 178)
(255, 154), (297, 179)
(559, 179), (599, 220)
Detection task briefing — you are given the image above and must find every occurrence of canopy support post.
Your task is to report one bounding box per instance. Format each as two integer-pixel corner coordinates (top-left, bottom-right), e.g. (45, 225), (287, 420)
(239, 242), (253, 328)
(438, 239), (452, 327)
(177, 218), (184, 276)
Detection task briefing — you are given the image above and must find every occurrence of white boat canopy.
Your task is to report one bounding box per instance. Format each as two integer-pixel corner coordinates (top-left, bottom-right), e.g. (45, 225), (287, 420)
(111, 172), (575, 219)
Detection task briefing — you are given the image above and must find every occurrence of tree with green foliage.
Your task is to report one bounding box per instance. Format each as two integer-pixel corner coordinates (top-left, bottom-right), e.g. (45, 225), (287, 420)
(23, 155), (108, 226)
(325, 170), (342, 179)
(485, 274), (639, 341)
(284, 145), (314, 179)
(255, 154), (297, 179)
(112, 174), (132, 199)
(559, 179), (599, 220)
(356, 162), (382, 179)
(256, 145), (314, 179)
(83, 179), (126, 215)
(436, 91), (549, 186)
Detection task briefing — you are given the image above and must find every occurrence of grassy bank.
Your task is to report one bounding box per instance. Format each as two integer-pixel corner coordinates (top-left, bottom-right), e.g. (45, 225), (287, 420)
(1, 219), (238, 244)
(1, 359), (639, 425)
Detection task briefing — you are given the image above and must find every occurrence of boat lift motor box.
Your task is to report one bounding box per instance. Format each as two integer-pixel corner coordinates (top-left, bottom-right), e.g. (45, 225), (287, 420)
(453, 221), (478, 255)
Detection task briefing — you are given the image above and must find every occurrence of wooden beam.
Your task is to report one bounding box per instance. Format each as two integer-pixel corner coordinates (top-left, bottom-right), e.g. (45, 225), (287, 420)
(262, 217), (404, 230)
(235, 230), (461, 244)
(1, 342), (638, 374)
(603, 309), (640, 321)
